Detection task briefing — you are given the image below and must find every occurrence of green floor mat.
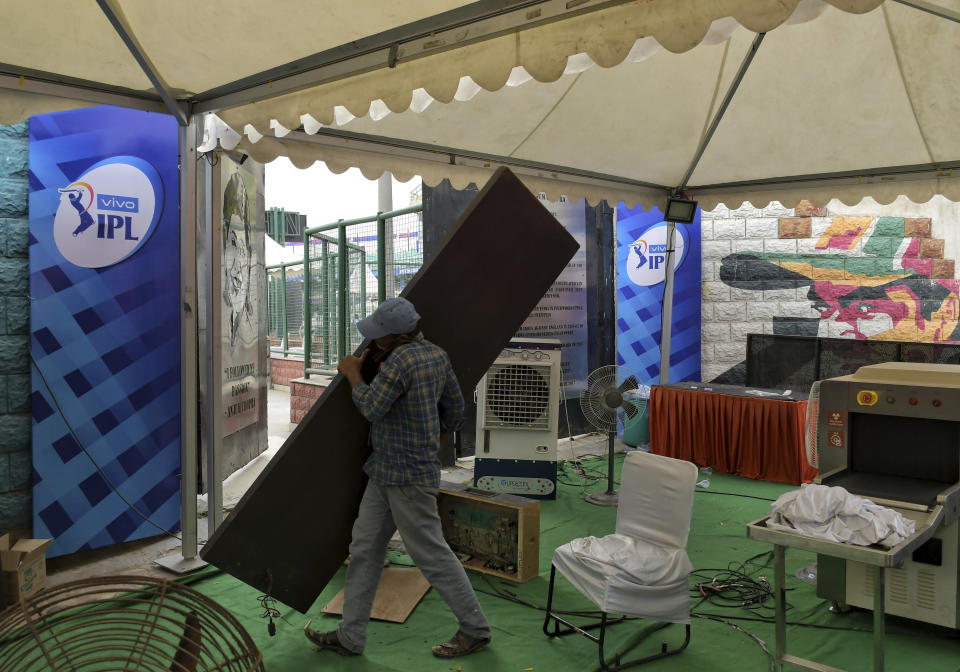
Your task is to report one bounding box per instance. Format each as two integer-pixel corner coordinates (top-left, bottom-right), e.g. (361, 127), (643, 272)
(190, 454), (960, 671)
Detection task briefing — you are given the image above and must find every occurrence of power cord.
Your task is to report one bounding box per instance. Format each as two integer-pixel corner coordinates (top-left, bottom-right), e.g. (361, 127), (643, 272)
(690, 552), (784, 614)
(696, 490), (778, 502)
(258, 569), (295, 636)
(259, 594), (279, 637)
(692, 612), (776, 672)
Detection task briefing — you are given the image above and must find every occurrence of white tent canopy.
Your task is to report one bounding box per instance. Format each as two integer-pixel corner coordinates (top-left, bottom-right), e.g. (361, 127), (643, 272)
(4, 0), (960, 209)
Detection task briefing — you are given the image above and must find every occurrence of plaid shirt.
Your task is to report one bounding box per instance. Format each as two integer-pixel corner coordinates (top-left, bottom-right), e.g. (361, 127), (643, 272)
(352, 336), (464, 486)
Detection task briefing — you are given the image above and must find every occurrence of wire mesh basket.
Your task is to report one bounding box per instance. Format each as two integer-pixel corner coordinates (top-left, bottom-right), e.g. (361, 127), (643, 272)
(0, 576), (264, 672)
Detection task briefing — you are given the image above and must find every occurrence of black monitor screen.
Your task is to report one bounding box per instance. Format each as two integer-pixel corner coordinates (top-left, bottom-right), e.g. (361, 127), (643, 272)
(850, 412), (960, 484)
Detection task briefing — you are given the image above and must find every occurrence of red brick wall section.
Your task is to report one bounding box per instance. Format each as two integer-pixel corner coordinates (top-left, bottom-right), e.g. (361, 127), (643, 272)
(270, 356), (304, 387)
(290, 378), (328, 424)
(777, 217), (812, 239)
(794, 200), (827, 217)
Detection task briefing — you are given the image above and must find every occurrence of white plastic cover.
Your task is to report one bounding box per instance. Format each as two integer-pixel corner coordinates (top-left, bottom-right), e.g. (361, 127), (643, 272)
(552, 451), (699, 623)
(767, 483), (917, 548)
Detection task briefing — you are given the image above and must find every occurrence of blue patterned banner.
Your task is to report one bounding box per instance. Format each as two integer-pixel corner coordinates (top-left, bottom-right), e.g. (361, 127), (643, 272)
(29, 107), (180, 557)
(617, 204), (701, 385)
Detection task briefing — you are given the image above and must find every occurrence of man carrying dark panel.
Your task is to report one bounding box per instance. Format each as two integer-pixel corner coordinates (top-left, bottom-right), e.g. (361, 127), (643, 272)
(304, 297), (491, 659)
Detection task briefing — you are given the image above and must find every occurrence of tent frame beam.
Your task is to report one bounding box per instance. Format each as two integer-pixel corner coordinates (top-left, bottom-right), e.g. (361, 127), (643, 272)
(662, 30), (766, 384)
(893, 0), (960, 24)
(94, 0), (188, 125)
(689, 160), (960, 194)
(284, 127), (670, 195)
(676, 32), (766, 194)
(192, 0), (633, 114)
(0, 70), (164, 113)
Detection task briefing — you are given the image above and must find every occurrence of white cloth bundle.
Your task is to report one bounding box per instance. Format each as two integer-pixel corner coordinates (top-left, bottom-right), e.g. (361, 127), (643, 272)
(566, 534), (692, 586)
(767, 484), (916, 548)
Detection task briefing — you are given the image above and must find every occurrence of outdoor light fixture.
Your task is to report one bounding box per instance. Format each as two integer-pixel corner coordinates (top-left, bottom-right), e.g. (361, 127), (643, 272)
(664, 196), (698, 224)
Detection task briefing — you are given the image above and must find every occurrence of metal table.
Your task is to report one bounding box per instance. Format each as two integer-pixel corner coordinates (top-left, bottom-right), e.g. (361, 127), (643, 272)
(746, 500), (946, 672)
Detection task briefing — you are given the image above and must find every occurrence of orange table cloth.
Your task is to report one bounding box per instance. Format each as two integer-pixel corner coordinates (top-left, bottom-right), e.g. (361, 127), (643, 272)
(649, 384), (818, 486)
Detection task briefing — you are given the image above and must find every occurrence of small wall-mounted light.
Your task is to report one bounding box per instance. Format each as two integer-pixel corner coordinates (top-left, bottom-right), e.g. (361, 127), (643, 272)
(664, 196), (698, 224)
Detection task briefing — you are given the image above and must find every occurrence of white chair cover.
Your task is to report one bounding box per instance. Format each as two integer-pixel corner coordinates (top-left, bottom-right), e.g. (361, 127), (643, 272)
(553, 451), (699, 624)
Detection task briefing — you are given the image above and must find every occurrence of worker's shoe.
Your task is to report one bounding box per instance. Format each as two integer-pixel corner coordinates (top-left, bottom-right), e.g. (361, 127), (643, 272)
(431, 630), (491, 658)
(304, 627), (360, 656)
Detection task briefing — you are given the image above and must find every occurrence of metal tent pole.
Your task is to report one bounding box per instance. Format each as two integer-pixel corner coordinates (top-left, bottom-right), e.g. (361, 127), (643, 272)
(157, 118), (207, 573)
(204, 153), (224, 537)
(658, 220), (678, 384)
(379, 173), (395, 299)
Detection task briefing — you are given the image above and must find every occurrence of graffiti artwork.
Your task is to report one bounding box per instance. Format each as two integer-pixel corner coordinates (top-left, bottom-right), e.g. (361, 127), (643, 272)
(720, 216), (960, 343)
(220, 157), (264, 436)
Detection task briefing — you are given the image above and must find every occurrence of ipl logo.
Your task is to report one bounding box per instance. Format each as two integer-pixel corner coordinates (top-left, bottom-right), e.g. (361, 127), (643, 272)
(58, 182), (96, 236)
(53, 157), (163, 268)
(626, 223), (687, 286)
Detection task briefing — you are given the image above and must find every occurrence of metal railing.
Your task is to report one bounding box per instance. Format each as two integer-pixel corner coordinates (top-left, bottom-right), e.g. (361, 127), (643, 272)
(302, 205), (423, 378)
(265, 204), (424, 377)
(266, 260), (304, 359)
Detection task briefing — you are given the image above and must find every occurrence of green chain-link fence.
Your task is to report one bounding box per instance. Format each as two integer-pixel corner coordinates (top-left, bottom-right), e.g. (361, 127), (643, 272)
(266, 260), (304, 358)
(265, 204), (423, 378)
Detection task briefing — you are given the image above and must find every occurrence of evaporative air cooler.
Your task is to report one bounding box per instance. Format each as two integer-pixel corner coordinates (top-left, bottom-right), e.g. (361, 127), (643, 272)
(473, 339), (561, 499)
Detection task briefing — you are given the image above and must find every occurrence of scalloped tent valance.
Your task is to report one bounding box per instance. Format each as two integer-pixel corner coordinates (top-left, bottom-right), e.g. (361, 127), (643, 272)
(3, 0), (959, 209)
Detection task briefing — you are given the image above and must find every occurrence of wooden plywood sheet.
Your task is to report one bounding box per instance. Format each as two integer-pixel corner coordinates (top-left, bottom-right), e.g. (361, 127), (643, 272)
(321, 568), (430, 623)
(201, 167), (580, 612)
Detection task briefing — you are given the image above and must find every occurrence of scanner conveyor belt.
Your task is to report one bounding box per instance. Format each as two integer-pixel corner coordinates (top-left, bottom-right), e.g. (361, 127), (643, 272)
(820, 471), (952, 508)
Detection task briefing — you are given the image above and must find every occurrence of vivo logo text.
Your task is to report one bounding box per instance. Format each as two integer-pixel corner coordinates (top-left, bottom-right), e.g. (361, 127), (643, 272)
(97, 194), (139, 213)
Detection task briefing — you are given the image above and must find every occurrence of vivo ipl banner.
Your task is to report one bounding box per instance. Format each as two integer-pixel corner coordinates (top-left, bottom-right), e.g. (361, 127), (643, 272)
(29, 107), (180, 557)
(616, 203), (701, 385)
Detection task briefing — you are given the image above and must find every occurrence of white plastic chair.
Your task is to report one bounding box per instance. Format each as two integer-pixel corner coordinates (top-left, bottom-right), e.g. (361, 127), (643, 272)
(542, 451), (699, 671)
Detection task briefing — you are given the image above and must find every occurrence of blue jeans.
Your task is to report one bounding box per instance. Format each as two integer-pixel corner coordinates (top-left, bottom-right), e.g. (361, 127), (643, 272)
(336, 482), (491, 653)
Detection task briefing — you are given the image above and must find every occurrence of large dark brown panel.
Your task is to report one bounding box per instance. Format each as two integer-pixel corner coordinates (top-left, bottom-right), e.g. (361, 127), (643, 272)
(200, 167), (579, 612)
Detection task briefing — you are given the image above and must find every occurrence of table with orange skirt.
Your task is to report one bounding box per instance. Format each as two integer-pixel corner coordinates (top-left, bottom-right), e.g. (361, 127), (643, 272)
(649, 382), (818, 486)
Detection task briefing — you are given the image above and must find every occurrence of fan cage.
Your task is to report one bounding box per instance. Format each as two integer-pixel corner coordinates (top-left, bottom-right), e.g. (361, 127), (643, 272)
(580, 365), (642, 433)
(483, 362), (553, 430)
(0, 576), (264, 672)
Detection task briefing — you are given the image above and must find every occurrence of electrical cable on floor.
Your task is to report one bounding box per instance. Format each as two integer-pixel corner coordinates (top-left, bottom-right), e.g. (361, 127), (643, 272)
(30, 353), (182, 542)
(387, 554), (606, 619)
(696, 489), (778, 502)
(690, 551), (960, 639)
(559, 443), (622, 498)
(692, 613), (776, 672)
(690, 566), (780, 614)
(690, 551), (787, 615)
(556, 370), (607, 492)
(256, 568), (299, 637)
(557, 456), (605, 486)
(258, 594), (280, 637)
(477, 574), (623, 620)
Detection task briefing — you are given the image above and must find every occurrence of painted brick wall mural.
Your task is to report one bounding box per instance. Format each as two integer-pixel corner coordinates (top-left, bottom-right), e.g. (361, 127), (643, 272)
(701, 199), (960, 383)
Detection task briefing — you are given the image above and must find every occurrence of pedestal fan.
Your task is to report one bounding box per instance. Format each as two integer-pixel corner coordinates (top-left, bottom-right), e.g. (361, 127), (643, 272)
(580, 365), (645, 506)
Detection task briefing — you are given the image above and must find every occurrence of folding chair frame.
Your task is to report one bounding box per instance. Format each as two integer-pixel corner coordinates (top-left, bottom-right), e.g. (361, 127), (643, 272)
(542, 564), (691, 672)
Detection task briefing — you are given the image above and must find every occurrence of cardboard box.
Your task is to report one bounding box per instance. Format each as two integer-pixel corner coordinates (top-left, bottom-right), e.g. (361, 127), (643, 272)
(0, 533), (53, 608)
(438, 482), (540, 583)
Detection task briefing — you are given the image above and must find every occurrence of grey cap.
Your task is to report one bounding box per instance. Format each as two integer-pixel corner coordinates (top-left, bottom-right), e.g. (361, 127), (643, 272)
(356, 297), (421, 339)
